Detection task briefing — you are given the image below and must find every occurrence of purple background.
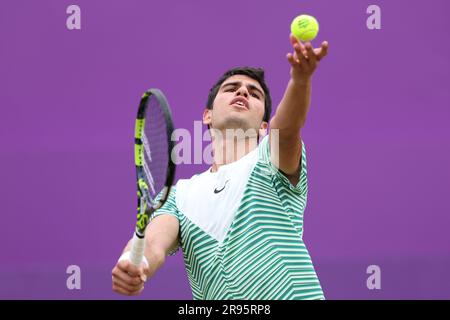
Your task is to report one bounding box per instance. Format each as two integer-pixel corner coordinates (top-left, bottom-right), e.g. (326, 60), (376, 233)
(1, 0), (449, 299)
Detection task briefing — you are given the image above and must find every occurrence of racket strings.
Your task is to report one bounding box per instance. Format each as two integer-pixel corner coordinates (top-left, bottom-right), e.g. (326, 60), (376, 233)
(142, 94), (170, 202)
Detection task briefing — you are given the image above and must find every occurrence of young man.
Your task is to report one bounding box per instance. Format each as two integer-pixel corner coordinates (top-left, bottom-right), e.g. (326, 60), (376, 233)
(112, 34), (329, 299)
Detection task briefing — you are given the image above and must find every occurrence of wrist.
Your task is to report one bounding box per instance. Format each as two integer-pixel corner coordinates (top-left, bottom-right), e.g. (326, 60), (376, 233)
(291, 76), (311, 87)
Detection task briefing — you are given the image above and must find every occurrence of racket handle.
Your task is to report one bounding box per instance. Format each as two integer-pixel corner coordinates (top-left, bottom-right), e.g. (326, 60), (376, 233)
(130, 233), (146, 266)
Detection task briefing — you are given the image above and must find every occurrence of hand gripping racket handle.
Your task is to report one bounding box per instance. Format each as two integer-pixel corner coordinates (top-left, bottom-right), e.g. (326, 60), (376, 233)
(130, 233), (146, 266)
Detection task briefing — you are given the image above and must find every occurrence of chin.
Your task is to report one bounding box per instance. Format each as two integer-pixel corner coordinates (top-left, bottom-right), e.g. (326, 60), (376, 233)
(213, 118), (258, 137)
(217, 117), (251, 130)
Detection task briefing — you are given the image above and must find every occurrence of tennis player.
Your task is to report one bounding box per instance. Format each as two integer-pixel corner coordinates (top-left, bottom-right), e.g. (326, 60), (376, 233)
(112, 34), (329, 299)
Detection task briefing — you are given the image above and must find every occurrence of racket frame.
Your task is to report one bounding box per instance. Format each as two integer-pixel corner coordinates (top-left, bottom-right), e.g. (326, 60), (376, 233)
(130, 88), (176, 266)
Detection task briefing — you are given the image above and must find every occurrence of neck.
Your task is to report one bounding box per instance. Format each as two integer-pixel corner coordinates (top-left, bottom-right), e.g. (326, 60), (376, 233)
(209, 128), (259, 172)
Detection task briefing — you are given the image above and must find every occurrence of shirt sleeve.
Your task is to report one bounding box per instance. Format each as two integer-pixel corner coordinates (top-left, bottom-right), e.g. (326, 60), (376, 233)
(152, 185), (180, 256)
(258, 134), (308, 196)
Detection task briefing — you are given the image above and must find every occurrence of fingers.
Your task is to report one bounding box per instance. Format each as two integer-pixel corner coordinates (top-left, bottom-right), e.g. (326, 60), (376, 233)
(112, 282), (145, 296)
(112, 275), (145, 296)
(113, 275), (145, 293)
(314, 41), (329, 61)
(289, 33), (306, 57)
(112, 260), (147, 296)
(305, 42), (316, 66)
(289, 33), (299, 46)
(113, 267), (142, 286)
(292, 42), (307, 65)
(287, 52), (296, 68)
(287, 36), (330, 76)
(287, 42), (312, 72)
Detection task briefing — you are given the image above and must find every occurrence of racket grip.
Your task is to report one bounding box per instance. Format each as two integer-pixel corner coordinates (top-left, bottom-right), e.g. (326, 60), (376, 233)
(130, 233), (146, 267)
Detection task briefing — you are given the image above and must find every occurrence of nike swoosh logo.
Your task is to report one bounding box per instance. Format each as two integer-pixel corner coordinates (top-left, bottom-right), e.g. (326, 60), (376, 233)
(214, 180), (230, 194)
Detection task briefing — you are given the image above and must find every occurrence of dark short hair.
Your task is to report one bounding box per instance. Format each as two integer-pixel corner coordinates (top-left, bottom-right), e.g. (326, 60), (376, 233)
(206, 66), (272, 123)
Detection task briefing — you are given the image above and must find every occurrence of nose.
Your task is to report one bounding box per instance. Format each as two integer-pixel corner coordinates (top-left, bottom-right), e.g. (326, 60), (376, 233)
(236, 86), (249, 98)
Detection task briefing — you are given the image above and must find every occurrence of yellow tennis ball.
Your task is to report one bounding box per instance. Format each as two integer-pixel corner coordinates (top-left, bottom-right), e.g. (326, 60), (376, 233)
(290, 14), (319, 42)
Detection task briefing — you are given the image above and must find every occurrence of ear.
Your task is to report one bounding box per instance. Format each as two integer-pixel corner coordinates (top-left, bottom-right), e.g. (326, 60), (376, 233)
(259, 121), (268, 137)
(203, 108), (212, 126)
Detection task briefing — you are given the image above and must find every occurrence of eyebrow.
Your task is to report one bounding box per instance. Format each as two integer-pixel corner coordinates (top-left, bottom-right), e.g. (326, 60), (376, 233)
(221, 81), (265, 98)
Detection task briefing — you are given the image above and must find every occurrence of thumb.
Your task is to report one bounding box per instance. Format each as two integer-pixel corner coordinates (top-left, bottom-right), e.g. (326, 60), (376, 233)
(139, 262), (150, 282)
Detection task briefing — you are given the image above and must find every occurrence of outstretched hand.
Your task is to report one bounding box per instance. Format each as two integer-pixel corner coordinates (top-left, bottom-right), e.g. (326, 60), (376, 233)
(287, 34), (329, 84)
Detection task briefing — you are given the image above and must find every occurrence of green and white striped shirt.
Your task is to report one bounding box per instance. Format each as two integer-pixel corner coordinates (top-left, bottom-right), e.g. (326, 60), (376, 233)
(154, 135), (324, 300)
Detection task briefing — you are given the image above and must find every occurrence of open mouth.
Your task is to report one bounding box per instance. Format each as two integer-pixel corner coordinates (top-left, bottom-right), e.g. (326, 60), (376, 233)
(230, 97), (249, 109)
(231, 101), (247, 109)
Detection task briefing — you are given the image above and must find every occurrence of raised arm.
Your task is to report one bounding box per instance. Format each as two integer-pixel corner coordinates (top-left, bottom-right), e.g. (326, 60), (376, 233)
(269, 34), (328, 185)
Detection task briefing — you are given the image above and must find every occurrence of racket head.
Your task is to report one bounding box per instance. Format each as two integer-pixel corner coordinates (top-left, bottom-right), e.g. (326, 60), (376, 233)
(134, 88), (176, 237)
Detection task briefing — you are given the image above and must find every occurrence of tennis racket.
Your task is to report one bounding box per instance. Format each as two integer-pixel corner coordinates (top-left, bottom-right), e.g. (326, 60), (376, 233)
(129, 88), (176, 267)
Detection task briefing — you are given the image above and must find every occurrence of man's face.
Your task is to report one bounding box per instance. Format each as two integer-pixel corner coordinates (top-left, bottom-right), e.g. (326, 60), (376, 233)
(203, 75), (267, 133)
